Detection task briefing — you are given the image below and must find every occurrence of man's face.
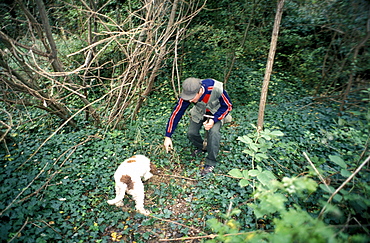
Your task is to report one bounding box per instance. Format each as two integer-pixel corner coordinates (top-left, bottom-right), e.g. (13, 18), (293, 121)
(189, 87), (203, 103)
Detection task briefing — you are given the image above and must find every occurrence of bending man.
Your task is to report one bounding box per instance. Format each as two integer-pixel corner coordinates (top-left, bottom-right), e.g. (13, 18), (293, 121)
(164, 78), (232, 176)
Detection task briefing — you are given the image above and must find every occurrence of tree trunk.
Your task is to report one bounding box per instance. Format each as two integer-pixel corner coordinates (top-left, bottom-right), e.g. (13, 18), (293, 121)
(257, 0), (285, 131)
(224, 0), (257, 86)
(35, 0), (64, 73)
(339, 25), (370, 111)
(35, 0), (100, 125)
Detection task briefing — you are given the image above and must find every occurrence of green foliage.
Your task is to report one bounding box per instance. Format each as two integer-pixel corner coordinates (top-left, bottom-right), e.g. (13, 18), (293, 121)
(205, 173), (337, 243)
(237, 125), (284, 163)
(1, 0), (369, 242)
(271, 208), (337, 243)
(1, 81), (368, 242)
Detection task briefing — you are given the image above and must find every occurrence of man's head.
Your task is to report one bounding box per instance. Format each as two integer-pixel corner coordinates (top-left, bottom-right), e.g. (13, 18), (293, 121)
(180, 78), (202, 101)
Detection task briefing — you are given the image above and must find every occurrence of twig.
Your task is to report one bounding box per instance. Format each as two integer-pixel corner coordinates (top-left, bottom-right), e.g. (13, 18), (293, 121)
(298, 102), (318, 110)
(318, 155), (370, 219)
(158, 231), (257, 241)
(117, 206), (203, 234)
(214, 173), (241, 179)
(157, 174), (197, 181)
(0, 162), (49, 216)
(269, 155), (295, 174)
(40, 220), (64, 237)
(16, 85), (121, 170)
(0, 109), (13, 142)
(18, 135), (100, 203)
(148, 214), (202, 234)
(303, 152), (331, 192)
(159, 234), (217, 241)
(8, 217), (29, 242)
(352, 217), (370, 235)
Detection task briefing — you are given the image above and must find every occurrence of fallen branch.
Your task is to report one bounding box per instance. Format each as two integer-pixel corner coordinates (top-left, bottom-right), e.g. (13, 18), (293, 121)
(8, 217), (29, 243)
(214, 173), (241, 179)
(40, 220), (64, 237)
(0, 162), (48, 216)
(0, 109), (13, 142)
(149, 214), (202, 234)
(17, 135), (99, 203)
(16, 85), (121, 170)
(158, 231), (257, 241)
(303, 152), (331, 192)
(157, 173), (197, 181)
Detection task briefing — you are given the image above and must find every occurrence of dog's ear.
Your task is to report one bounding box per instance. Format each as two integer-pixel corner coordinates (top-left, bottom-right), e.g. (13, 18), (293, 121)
(150, 163), (158, 175)
(120, 175), (134, 190)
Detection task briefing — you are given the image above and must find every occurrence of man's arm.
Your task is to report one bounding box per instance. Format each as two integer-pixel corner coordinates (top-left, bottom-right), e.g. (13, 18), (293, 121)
(164, 98), (190, 152)
(213, 90), (232, 123)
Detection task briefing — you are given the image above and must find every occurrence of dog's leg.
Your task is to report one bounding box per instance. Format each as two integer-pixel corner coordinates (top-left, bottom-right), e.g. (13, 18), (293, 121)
(129, 181), (150, 215)
(142, 171), (153, 181)
(107, 182), (127, 206)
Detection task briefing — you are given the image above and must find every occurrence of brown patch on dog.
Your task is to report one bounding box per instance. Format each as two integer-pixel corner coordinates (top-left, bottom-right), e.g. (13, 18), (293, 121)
(126, 156), (137, 163)
(120, 175), (134, 190)
(150, 163), (158, 175)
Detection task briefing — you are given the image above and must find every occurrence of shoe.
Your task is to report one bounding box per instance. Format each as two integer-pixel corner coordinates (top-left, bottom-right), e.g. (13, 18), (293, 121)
(191, 149), (205, 157)
(201, 165), (215, 176)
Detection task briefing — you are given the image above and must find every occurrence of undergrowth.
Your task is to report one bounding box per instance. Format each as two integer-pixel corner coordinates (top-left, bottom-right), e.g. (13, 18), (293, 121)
(1, 86), (369, 242)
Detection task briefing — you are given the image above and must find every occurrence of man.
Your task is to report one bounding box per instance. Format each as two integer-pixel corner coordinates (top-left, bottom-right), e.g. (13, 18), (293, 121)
(164, 78), (232, 176)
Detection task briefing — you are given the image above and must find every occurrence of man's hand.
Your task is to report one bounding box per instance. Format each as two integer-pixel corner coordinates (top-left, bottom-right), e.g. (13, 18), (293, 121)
(203, 119), (214, 130)
(164, 136), (173, 153)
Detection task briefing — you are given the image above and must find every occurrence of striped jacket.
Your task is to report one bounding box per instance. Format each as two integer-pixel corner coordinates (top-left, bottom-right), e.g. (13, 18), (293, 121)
(165, 79), (232, 138)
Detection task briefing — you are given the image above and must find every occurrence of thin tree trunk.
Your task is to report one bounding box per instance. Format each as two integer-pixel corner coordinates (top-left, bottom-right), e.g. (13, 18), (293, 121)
(35, 0), (100, 125)
(339, 22), (370, 111)
(257, 0), (285, 131)
(224, 0), (258, 86)
(35, 0), (64, 72)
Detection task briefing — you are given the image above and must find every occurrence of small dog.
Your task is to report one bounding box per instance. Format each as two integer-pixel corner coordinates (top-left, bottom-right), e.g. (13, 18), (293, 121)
(107, 155), (153, 215)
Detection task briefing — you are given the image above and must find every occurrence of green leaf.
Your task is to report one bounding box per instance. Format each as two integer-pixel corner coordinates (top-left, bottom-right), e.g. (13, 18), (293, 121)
(248, 170), (260, 177)
(261, 134), (271, 140)
(329, 155), (347, 168)
(270, 131), (284, 136)
(249, 143), (259, 152)
(255, 153), (269, 161)
(237, 135), (253, 145)
(228, 169), (243, 178)
(230, 208), (241, 216)
(319, 184), (335, 194)
(242, 170), (249, 179)
(242, 149), (254, 156)
(257, 171), (275, 186)
(262, 170), (276, 180)
(253, 208), (264, 219)
(340, 169), (351, 178)
(333, 194), (343, 202)
(239, 179), (249, 187)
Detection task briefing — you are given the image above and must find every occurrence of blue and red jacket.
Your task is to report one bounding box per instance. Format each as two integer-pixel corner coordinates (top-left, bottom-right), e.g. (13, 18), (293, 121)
(165, 79), (232, 138)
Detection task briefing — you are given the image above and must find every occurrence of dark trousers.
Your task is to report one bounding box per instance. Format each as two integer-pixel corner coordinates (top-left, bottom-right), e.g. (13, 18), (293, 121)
(187, 119), (222, 166)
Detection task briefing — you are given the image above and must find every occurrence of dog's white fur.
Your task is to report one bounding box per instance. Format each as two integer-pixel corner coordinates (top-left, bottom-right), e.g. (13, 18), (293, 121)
(107, 155), (153, 215)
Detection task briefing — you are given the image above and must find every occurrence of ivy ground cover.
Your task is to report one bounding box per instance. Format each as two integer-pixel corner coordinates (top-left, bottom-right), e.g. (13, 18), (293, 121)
(1, 88), (369, 242)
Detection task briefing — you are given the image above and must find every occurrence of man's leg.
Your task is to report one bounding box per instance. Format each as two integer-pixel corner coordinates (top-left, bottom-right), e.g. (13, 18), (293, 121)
(205, 121), (222, 166)
(187, 119), (204, 150)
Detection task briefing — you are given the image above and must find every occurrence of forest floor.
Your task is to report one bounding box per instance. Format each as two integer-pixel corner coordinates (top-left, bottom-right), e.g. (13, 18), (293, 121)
(101, 158), (208, 242)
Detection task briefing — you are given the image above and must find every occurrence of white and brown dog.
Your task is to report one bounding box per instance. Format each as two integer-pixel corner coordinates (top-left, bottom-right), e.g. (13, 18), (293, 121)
(107, 155), (154, 215)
